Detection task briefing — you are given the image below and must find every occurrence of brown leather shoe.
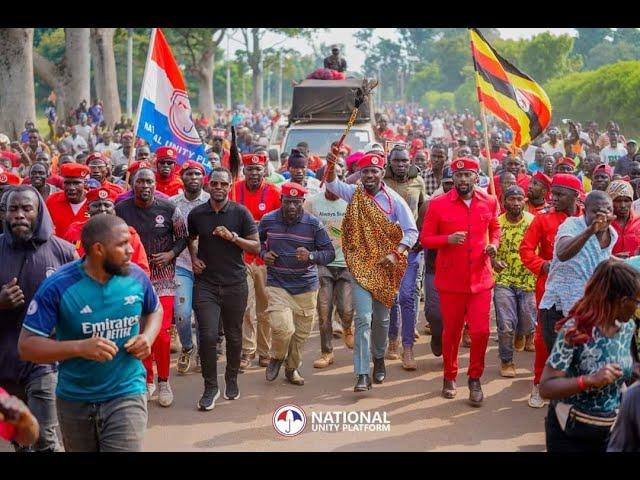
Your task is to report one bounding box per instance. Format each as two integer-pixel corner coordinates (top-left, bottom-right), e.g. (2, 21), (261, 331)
(513, 335), (525, 352)
(500, 362), (516, 378)
(524, 333), (535, 352)
(461, 326), (471, 348)
(343, 327), (354, 350)
(468, 378), (484, 407)
(258, 355), (270, 367)
(285, 368), (304, 386)
(401, 345), (417, 370)
(385, 338), (400, 360)
(442, 379), (457, 399)
(313, 352), (335, 369)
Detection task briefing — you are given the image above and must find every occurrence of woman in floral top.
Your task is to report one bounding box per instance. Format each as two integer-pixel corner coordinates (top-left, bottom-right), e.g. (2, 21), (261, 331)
(540, 259), (640, 452)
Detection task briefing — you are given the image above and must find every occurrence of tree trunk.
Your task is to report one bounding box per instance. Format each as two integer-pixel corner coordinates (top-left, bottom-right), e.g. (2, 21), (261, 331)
(33, 50), (66, 119)
(195, 50), (215, 120)
(251, 29), (263, 111)
(0, 29), (36, 139)
(62, 28), (91, 120)
(90, 28), (121, 127)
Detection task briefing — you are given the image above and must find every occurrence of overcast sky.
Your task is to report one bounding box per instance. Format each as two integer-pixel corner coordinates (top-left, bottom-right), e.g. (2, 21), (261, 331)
(240, 28), (577, 72)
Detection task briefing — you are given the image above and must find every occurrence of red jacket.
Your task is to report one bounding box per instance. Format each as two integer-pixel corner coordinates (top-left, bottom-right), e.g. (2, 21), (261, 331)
(155, 173), (184, 197)
(46, 191), (90, 238)
(526, 200), (551, 216)
(100, 180), (124, 196)
(420, 188), (501, 294)
(519, 206), (583, 305)
(611, 211), (640, 257)
(63, 221), (151, 276)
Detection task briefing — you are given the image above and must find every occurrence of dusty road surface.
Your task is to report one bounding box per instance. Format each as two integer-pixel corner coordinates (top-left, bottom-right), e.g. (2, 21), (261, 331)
(1, 313), (547, 453)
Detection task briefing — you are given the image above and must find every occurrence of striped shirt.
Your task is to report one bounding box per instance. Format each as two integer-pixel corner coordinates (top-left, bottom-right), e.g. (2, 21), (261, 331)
(258, 209), (335, 295)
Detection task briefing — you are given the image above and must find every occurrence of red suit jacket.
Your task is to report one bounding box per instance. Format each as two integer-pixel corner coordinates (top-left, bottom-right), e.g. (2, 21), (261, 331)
(420, 188), (500, 294)
(46, 192), (90, 238)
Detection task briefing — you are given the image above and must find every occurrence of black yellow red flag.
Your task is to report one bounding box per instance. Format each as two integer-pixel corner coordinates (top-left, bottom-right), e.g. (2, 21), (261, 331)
(469, 28), (552, 147)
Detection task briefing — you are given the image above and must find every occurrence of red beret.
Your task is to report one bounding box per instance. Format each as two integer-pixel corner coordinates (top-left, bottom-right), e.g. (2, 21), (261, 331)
(86, 152), (107, 165)
(593, 163), (614, 178)
(551, 173), (583, 193)
(556, 157), (576, 169)
(127, 160), (152, 174)
(0, 170), (21, 185)
(156, 146), (177, 161)
(181, 160), (205, 175)
(242, 153), (267, 167)
(532, 171), (552, 190)
(86, 187), (117, 204)
(60, 163), (90, 178)
(281, 182), (308, 198)
(451, 157), (480, 173)
(357, 153), (386, 170)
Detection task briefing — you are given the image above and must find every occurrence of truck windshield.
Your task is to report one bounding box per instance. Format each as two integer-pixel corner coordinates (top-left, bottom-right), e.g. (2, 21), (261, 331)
(283, 128), (371, 157)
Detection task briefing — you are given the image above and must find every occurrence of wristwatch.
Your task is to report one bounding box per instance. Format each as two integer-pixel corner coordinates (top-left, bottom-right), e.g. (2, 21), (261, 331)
(309, 252), (315, 263)
(231, 232), (239, 243)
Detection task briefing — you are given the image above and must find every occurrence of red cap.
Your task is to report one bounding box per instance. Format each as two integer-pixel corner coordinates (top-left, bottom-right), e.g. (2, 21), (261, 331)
(127, 160), (152, 174)
(357, 153), (386, 170)
(86, 152), (107, 165)
(60, 163), (90, 178)
(181, 160), (205, 175)
(411, 138), (424, 149)
(451, 157), (480, 173)
(242, 153), (268, 167)
(86, 187), (117, 204)
(556, 157), (576, 169)
(532, 171), (552, 190)
(593, 163), (614, 178)
(0, 170), (21, 185)
(281, 182), (308, 198)
(156, 146), (177, 161)
(551, 173), (583, 193)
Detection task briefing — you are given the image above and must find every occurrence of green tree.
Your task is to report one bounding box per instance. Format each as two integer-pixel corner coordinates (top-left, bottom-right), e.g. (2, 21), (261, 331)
(406, 62), (442, 101)
(519, 32), (581, 83)
(573, 28), (612, 59)
(362, 38), (406, 102)
(432, 34), (471, 90)
(584, 40), (640, 70)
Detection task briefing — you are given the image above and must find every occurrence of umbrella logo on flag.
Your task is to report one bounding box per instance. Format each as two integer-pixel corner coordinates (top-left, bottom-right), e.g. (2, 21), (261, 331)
(168, 90), (201, 145)
(273, 404), (307, 437)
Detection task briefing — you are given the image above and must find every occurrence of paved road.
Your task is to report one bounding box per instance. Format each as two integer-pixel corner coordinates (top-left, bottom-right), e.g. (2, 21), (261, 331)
(1, 312), (547, 452)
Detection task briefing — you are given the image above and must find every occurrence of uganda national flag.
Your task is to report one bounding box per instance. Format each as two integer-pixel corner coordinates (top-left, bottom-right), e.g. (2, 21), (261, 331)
(469, 28), (552, 148)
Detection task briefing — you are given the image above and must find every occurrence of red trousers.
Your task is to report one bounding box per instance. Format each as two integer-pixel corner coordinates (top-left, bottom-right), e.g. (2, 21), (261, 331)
(533, 291), (549, 386)
(440, 289), (492, 381)
(143, 296), (174, 383)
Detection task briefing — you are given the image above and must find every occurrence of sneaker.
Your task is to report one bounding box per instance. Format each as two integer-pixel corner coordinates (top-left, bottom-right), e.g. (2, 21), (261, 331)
(239, 353), (255, 372)
(147, 382), (156, 400)
(513, 335), (525, 352)
(401, 345), (418, 370)
(385, 338), (400, 360)
(157, 381), (174, 407)
(343, 327), (354, 350)
(170, 326), (181, 354)
(500, 362), (516, 378)
(313, 352), (335, 369)
(332, 319), (343, 338)
(224, 377), (240, 400)
(177, 347), (194, 375)
(198, 387), (221, 411)
(524, 333), (535, 352)
(528, 384), (546, 408)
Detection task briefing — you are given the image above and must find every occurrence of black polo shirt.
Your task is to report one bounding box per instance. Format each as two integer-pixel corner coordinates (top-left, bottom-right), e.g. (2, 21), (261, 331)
(187, 199), (257, 286)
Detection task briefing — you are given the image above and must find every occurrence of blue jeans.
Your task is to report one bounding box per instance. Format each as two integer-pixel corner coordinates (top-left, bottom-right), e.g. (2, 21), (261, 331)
(423, 272), (443, 350)
(352, 280), (390, 375)
(389, 251), (423, 346)
(57, 394), (147, 452)
(174, 266), (198, 351)
(493, 285), (536, 363)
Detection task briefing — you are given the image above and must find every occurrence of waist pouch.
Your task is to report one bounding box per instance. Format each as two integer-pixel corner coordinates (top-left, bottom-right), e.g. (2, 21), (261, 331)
(554, 402), (617, 442)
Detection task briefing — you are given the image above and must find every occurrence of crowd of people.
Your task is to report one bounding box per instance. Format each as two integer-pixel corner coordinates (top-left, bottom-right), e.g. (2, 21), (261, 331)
(2, 98), (640, 453)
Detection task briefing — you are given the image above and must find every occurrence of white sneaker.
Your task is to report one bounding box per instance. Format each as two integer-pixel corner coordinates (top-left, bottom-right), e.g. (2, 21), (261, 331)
(158, 381), (174, 407)
(332, 319), (343, 338)
(528, 384), (545, 408)
(147, 382), (156, 400)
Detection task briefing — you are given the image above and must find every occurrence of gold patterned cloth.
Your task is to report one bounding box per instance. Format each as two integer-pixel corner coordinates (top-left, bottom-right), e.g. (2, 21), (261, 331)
(342, 184), (408, 308)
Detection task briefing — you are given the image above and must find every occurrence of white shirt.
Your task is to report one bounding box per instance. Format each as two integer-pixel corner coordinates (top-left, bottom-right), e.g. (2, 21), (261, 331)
(95, 142), (121, 154)
(600, 145), (627, 165)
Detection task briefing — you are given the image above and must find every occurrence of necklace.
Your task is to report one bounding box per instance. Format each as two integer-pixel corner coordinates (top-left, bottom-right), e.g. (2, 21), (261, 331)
(365, 184), (393, 215)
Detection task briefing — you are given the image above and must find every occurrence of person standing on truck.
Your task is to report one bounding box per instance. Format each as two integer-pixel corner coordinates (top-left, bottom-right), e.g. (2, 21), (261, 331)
(323, 45), (347, 73)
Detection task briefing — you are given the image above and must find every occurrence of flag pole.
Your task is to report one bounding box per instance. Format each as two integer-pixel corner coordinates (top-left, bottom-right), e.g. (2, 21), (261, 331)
(469, 28), (496, 197)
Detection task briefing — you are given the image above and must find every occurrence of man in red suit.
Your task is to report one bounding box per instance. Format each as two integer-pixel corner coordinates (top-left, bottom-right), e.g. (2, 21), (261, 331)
(420, 157), (500, 407)
(63, 187), (150, 276)
(519, 173), (582, 408)
(154, 147), (184, 197)
(46, 163), (90, 237)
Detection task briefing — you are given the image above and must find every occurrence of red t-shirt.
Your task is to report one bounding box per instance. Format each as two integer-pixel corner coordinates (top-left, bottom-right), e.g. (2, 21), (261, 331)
(46, 191), (90, 238)
(0, 388), (16, 442)
(155, 173), (184, 197)
(233, 180), (281, 265)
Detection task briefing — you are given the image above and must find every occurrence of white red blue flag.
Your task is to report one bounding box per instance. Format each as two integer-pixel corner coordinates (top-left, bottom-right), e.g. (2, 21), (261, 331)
(135, 28), (210, 172)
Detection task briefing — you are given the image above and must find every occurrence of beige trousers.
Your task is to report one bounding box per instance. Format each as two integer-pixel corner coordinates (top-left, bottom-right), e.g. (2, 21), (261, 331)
(242, 263), (271, 357)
